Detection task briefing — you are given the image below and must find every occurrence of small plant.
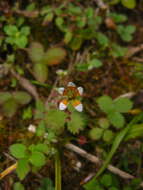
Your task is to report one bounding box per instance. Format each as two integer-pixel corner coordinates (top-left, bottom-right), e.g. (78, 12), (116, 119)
(89, 118), (115, 142)
(97, 95), (133, 128)
(0, 91), (32, 117)
(10, 143), (50, 180)
(117, 25), (136, 42)
(83, 173), (120, 190)
(4, 25), (30, 48)
(28, 42), (66, 83)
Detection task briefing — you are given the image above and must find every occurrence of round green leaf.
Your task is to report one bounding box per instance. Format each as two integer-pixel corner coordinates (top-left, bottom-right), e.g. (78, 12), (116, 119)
(10, 144), (27, 159)
(88, 58), (102, 70)
(89, 128), (104, 140)
(97, 95), (114, 113)
(20, 26), (30, 36)
(98, 118), (110, 129)
(103, 129), (114, 142)
(13, 91), (32, 105)
(121, 0), (136, 9)
(29, 151), (46, 167)
(108, 112), (125, 128)
(114, 97), (133, 113)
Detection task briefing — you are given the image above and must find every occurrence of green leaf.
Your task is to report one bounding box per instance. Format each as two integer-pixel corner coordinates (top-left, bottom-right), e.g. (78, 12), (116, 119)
(3, 99), (18, 117)
(109, 187), (119, 190)
(125, 124), (143, 140)
(20, 26), (30, 36)
(98, 118), (110, 129)
(0, 92), (11, 104)
(88, 58), (102, 70)
(121, 0), (136, 9)
(13, 182), (25, 190)
(96, 32), (109, 47)
(83, 176), (102, 190)
(109, 13), (127, 23)
(15, 35), (28, 48)
(100, 174), (112, 187)
(67, 112), (86, 134)
(29, 42), (44, 64)
(43, 47), (66, 65)
(29, 151), (46, 167)
(69, 36), (83, 50)
(16, 159), (30, 180)
(43, 12), (54, 23)
(13, 91), (32, 105)
(33, 63), (48, 83)
(108, 112), (125, 128)
(110, 43), (127, 58)
(38, 178), (55, 190)
(89, 128), (104, 140)
(103, 130), (114, 142)
(10, 144), (27, 159)
(64, 31), (73, 44)
(45, 109), (67, 133)
(35, 143), (49, 154)
(4, 25), (18, 36)
(114, 97), (133, 113)
(95, 113), (143, 178)
(36, 121), (46, 136)
(97, 95), (114, 113)
(125, 25), (136, 34)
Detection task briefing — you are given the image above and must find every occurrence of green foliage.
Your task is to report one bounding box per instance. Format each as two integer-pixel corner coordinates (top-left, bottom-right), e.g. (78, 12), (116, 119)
(67, 112), (86, 134)
(95, 113), (143, 178)
(29, 151), (46, 167)
(110, 44), (127, 58)
(121, 0), (136, 9)
(45, 109), (67, 132)
(0, 91), (31, 117)
(4, 25), (30, 48)
(38, 178), (55, 190)
(83, 173), (119, 190)
(97, 96), (133, 128)
(28, 42), (66, 82)
(10, 142), (50, 180)
(108, 13), (127, 23)
(14, 182), (25, 190)
(17, 159), (30, 180)
(125, 124), (143, 141)
(117, 25), (136, 42)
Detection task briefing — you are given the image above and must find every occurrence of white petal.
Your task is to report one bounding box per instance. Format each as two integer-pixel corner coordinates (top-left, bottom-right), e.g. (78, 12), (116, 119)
(77, 87), (83, 95)
(67, 82), (76, 87)
(75, 103), (83, 112)
(59, 102), (67, 110)
(57, 87), (65, 95)
(28, 124), (36, 133)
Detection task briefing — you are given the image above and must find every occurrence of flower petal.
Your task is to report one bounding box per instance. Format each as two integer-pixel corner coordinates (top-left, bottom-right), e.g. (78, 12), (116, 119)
(77, 87), (83, 96)
(59, 99), (68, 110)
(57, 87), (65, 95)
(72, 100), (83, 112)
(67, 82), (76, 87)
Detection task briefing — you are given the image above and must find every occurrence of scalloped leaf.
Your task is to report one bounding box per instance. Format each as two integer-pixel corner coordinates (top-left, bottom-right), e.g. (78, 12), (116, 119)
(29, 42), (44, 64)
(43, 47), (66, 65)
(33, 63), (48, 83)
(67, 112), (86, 134)
(0, 92), (12, 104)
(13, 91), (32, 105)
(45, 109), (67, 133)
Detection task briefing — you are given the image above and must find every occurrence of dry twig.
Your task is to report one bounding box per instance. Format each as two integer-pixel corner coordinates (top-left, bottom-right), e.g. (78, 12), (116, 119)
(11, 69), (39, 100)
(65, 143), (143, 187)
(94, 0), (108, 9)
